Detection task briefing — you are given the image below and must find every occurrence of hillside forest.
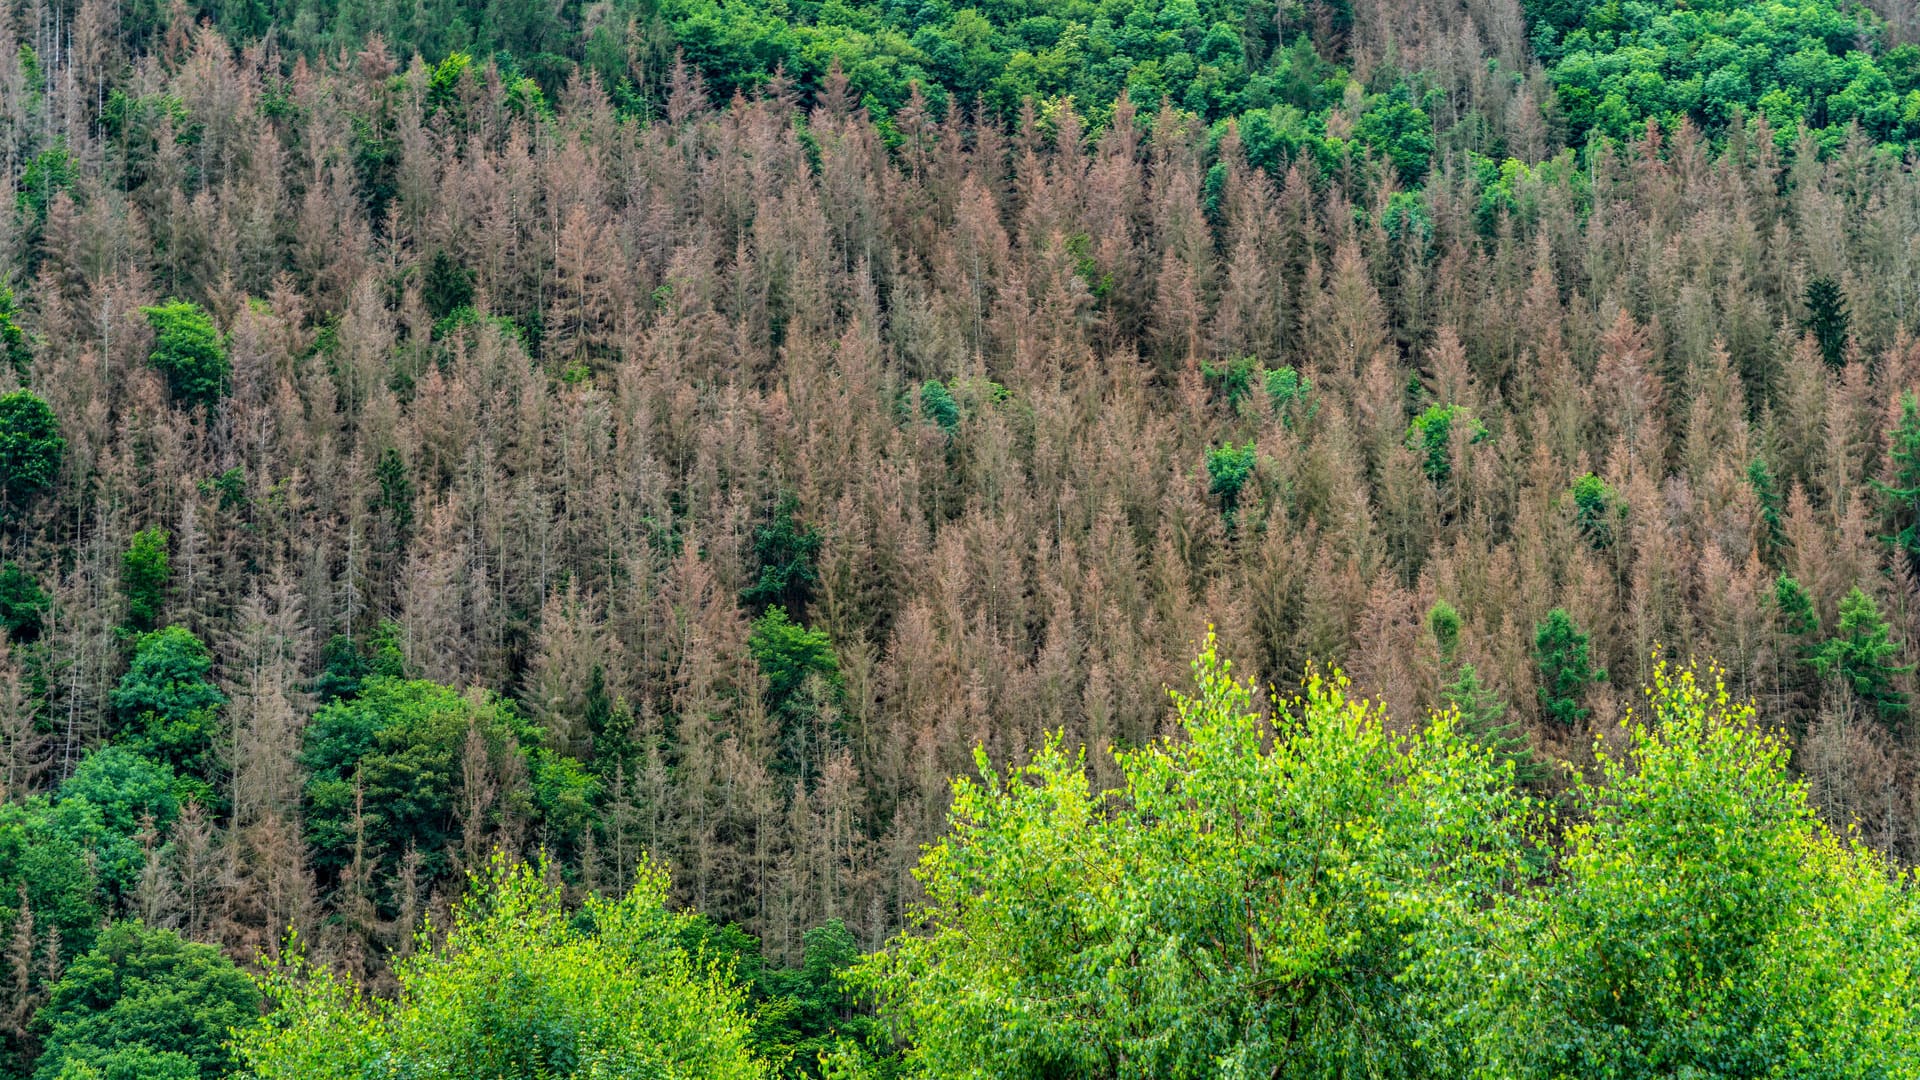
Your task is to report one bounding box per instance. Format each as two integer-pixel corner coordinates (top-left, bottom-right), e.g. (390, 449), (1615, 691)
(0, 0), (1914, 1074)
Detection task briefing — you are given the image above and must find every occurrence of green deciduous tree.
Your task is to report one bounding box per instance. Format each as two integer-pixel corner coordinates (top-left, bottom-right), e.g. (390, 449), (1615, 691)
(0, 391), (62, 521)
(1811, 587), (1912, 724)
(1200, 356), (1261, 411)
(1427, 598), (1462, 663)
(0, 288), (33, 378)
(760, 920), (884, 1074)
(1205, 441), (1257, 517)
(31, 921), (259, 1080)
(300, 678), (531, 888)
(1570, 472), (1616, 548)
(140, 302), (229, 411)
(1263, 365), (1314, 425)
(742, 496), (822, 618)
(121, 529), (170, 632)
(749, 606), (842, 779)
(749, 607), (839, 714)
(57, 746), (180, 841)
(111, 628), (226, 789)
(855, 635), (1536, 1078)
(1534, 607), (1604, 725)
(1406, 403), (1483, 483)
(918, 380), (959, 434)
(1480, 659), (1920, 1075)
(0, 561), (49, 641)
(234, 855), (768, 1080)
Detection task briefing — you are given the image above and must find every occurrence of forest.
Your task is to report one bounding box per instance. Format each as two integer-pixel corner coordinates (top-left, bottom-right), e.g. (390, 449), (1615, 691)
(0, 0), (1912, 1072)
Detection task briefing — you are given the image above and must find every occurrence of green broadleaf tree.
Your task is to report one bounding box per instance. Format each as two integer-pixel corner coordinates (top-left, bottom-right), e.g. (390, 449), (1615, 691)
(234, 854), (769, 1080)
(111, 627), (226, 785)
(1480, 658), (1920, 1075)
(855, 633), (1536, 1078)
(31, 921), (259, 1080)
(140, 302), (229, 411)
(0, 391), (62, 521)
(121, 528), (170, 632)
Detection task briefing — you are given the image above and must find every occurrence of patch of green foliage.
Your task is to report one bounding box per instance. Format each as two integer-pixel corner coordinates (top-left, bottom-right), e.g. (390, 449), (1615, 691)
(0, 390), (62, 521)
(235, 855), (767, 1079)
(1407, 403), (1485, 483)
(300, 677), (534, 892)
(1527, 0), (1920, 153)
(1570, 472), (1616, 548)
(111, 627), (227, 798)
(33, 921), (259, 1080)
(140, 302), (229, 411)
(1534, 607), (1605, 725)
(121, 528), (171, 632)
(1811, 586), (1912, 723)
(1205, 441), (1257, 516)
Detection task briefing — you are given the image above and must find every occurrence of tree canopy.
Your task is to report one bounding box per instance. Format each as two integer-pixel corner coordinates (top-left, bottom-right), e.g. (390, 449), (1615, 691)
(234, 856), (768, 1080)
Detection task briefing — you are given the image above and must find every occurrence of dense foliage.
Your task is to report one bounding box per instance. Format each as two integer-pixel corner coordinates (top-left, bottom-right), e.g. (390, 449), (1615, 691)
(1529, 0), (1920, 150)
(0, 0), (1911, 1075)
(856, 645), (1920, 1077)
(857, 636), (1535, 1076)
(32, 922), (258, 1080)
(235, 856), (766, 1079)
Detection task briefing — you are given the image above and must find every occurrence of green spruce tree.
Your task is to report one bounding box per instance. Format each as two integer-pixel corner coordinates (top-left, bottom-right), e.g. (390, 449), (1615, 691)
(1804, 277), (1851, 368)
(1534, 608), (1605, 726)
(1875, 392), (1920, 575)
(1748, 457), (1786, 563)
(1443, 662), (1543, 786)
(1811, 587), (1912, 724)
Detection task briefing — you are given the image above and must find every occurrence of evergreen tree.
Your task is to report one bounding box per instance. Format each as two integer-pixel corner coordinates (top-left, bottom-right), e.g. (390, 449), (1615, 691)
(1804, 277), (1850, 368)
(1748, 457), (1786, 563)
(1876, 392), (1920, 575)
(1534, 608), (1605, 726)
(1811, 587), (1912, 724)
(1775, 574), (1820, 640)
(421, 250), (475, 321)
(1443, 662), (1543, 786)
(372, 448), (415, 542)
